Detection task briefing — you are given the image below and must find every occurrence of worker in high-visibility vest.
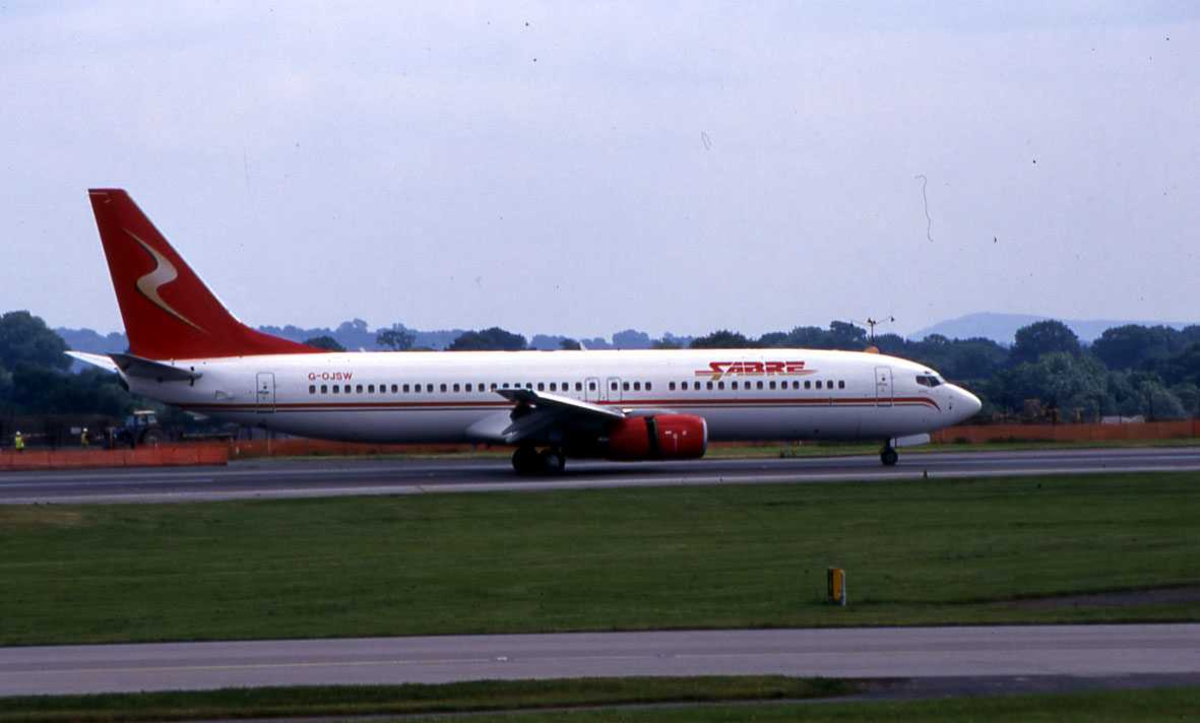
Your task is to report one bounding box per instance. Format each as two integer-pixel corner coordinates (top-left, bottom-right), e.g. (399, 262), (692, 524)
(80, 427), (90, 448)
(14, 431), (25, 452)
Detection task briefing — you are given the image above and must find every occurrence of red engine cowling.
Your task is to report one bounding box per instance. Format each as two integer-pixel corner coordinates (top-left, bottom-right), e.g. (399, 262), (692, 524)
(604, 414), (708, 461)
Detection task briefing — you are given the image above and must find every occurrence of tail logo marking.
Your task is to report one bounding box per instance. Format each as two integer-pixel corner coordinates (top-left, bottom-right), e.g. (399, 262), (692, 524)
(127, 229), (207, 333)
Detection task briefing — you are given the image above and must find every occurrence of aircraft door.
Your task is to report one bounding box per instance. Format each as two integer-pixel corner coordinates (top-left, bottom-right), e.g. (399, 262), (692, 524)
(256, 372), (276, 413)
(585, 377), (602, 402)
(874, 367), (893, 407)
(604, 377), (623, 403)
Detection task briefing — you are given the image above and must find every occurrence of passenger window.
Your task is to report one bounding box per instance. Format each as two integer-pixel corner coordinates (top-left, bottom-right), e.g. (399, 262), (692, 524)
(453, 383), (461, 392)
(757, 381), (764, 390)
(465, 383), (472, 392)
(309, 385), (316, 394)
(391, 384), (398, 393)
(577, 382), (584, 391)
(526, 382), (533, 389)
(332, 385), (340, 394)
(706, 381), (713, 390)
(838, 380), (845, 389)
(549, 382), (557, 391)
(368, 385), (375, 393)
(633, 381), (641, 391)
(610, 381), (618, 391)
(320, 384), (328, 394)
(718, 381), (725, 390)
(426, 384), (434, 393)
(356, 384), (363, 393)
(623, 382), (630, 391)
(816, 380), (823, 389)
(537, 382), (545, 391)
(732, 381), (738, 390)
(694, 382), (701, 390)
(440, 384), (447, 393)
(669, 382), (676, 391)
(403, 384), (410, 393)
(805, 380), (811, 389)
(646, 382), (652, 391)
(769, 381), (776, 390)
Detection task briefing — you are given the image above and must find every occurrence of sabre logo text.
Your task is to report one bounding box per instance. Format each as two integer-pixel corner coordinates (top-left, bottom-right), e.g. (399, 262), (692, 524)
(696, 361), (814, 380)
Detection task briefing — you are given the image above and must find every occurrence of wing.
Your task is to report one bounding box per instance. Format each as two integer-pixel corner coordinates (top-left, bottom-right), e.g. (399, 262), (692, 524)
(466, 389), (625, 445)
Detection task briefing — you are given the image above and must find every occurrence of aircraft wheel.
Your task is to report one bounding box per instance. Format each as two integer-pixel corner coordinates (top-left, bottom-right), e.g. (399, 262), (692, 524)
(881, 445), (899, 467)
(539, 448), (566, 474)
(512, 446), (540, 475)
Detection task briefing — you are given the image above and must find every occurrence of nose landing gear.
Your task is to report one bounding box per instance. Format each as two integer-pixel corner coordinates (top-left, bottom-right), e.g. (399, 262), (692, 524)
(880, 442), (899, 467)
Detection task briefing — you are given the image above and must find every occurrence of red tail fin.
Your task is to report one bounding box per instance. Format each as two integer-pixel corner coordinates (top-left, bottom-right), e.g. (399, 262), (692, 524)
(88, 189), (320, 359)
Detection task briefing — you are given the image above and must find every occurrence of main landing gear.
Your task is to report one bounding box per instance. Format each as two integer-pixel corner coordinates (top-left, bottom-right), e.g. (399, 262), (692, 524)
(512, 445), (566, 476)
(880, 442), (899, 467)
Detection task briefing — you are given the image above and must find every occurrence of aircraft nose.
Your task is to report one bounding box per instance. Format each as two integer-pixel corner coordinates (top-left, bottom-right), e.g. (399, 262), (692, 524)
(958, 387), (982, 420)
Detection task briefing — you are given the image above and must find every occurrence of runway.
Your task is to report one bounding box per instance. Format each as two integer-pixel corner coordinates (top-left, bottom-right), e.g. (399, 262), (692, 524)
(0, 446), (1197, 505)
(3, 624), (1199, 695)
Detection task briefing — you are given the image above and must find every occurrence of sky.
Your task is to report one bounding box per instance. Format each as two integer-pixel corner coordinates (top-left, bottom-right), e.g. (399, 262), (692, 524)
(1, 1), (1197, 340)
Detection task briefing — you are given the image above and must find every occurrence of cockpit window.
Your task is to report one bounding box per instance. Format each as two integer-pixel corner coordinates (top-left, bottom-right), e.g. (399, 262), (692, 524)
(916, 374), (943, 387)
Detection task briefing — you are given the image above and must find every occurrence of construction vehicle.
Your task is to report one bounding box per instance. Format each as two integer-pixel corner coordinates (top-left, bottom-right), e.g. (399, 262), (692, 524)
(113, 410), (166, 447)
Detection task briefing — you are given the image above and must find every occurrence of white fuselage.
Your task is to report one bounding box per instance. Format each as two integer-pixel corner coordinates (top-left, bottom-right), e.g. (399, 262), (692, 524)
(130, 348), (980, 445)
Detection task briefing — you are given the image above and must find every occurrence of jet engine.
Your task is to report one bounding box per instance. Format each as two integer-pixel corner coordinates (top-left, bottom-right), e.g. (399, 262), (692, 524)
(602, 414), (708, 461)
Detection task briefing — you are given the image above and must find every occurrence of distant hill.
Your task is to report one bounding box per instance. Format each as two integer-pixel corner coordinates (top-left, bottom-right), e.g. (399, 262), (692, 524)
(910, 313), (1197, 345)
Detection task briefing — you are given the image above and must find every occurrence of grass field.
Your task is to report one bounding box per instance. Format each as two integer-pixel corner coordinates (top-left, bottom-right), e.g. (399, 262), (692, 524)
(389, 686), (1200, 722)
(0, 678), (852, 722)
(3, 681), (1198, 722)
(1, 472), (1198, 645)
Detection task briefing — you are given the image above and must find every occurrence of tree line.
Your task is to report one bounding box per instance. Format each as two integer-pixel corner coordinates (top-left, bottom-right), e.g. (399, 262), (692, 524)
(4, 310), (1200, 424)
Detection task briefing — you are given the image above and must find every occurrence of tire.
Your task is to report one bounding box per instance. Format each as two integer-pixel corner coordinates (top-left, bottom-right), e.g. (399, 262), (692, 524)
(512, 446), (539, 475)
(539, 448), (566, 474)
(881, 447), (899, 466)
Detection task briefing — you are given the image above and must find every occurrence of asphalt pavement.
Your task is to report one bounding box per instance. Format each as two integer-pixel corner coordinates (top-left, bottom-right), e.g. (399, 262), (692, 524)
(0, 446), (1198, 504)
(3, 624), (1199, 695)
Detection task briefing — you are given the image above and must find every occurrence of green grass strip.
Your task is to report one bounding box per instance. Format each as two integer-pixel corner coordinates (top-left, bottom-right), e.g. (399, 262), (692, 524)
(0, 677), (853, 723)
(2, 472), (1200, 645)
(396, 685), (1200, 722)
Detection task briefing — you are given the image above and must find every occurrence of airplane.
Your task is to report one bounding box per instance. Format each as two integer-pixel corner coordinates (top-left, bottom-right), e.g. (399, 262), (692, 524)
(69, 189), (983, 474)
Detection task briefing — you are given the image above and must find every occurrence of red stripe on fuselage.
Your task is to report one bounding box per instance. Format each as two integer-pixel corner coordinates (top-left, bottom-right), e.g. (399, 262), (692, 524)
(182, 396), (941, 412)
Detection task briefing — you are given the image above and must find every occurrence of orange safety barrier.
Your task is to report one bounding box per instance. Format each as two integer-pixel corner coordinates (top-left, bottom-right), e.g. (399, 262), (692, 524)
(932, 419), (1199, 444)
(0, 444), (228, 471)
(227, 438), (481, 459)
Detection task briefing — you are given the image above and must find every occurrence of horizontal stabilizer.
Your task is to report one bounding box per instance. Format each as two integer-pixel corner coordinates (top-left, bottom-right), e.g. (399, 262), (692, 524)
(109, 353), (202, 382)
(65, 351), (120, 373)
